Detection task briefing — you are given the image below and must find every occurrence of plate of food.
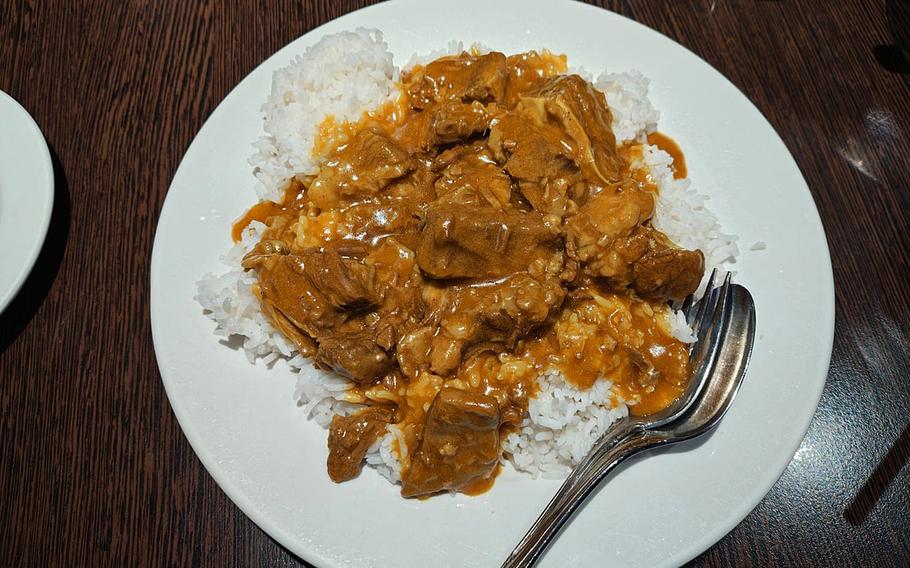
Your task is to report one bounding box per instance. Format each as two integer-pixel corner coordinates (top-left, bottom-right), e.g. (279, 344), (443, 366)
(150, 1), (834, 566)
(0, 90), (54, 315)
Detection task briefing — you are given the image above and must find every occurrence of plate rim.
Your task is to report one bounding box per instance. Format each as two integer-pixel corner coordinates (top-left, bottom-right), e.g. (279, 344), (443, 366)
(0, 89), (55, 315)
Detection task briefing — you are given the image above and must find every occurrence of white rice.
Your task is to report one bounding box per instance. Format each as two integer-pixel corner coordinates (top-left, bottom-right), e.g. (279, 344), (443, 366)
(640, 144), (739, 280)
(249, 28), (398, 202)
(195, 29), (740, 484)
(595, 70), (661, 144)
(503, 372), (628, 477)
(365, 424), (406, 484)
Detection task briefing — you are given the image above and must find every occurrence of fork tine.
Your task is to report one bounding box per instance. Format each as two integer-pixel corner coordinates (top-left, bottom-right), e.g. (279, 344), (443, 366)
(693, 271), (733, 340)
(690, 268), (718, 320)
(703, 272), (733, 335)
(715, 272), (733, 320)
(688, 271), (732, 359)
(689, 293), (713, 340)
(687, 268), (718, 326)
(680, 292), (694, 315)
(681, 271), (734, 404)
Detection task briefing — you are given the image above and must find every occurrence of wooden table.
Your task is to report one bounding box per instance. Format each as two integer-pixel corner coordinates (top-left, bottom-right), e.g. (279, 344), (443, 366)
(2, 1), (908, 565)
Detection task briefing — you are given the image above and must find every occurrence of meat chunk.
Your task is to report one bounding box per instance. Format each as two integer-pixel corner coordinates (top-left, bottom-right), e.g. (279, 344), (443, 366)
(243, 247), (381, 350)
(309, 130), (414, 209)
(425, 273), (566, 375)
(301, 248), (380, 312)
(504, 51), (567, 105)
(401, 389), (500, 497)
(433, 147), (512, 209)
(565, 190), (703, 300)
(486, 110), (580, 217)
(416, 204), (560, 280)
(316, 332), (395, 384)
(327, 200), (425, 249)
(606, 231), (705, 301)
(244, 240), (429, 382)
(565, 188), (656, 272)
(490, 76), (622, 209)
(430, 100), (495, 145)
(488, 111), (571, 184)
(406, 52), (507, 109)
(630, 231), (705, 301)
(390, 272), (564, 378)
(398, 101), (495, 153)
(327, 406), (394, 482)
(521, 75), (623, 184)
(239, 239), (289, 269)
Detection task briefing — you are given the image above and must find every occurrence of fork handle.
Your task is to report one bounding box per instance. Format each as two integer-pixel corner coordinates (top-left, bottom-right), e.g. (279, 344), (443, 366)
(501, 427), (665, 568)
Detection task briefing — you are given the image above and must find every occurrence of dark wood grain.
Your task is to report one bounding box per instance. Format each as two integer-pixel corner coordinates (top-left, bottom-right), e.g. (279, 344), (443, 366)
(1, 1), (908, 566)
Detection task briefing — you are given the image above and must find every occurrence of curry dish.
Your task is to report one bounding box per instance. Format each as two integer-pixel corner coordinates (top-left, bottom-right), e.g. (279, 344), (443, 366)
(234, 50), (704, 498)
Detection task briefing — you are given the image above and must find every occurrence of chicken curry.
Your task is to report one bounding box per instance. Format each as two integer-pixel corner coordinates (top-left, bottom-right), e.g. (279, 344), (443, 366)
(235, 51), (704, 498)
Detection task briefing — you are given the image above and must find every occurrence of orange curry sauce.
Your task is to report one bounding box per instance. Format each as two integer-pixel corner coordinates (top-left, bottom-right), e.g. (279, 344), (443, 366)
(232, 51), (694, 493)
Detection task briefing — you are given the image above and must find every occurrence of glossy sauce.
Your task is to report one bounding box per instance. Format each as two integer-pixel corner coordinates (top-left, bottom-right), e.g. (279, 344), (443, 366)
(460, 464), (503, 496)
(312, 99), (407, 158)
(504, 51), (568, 104)
(232, 180), (308, 242)
(647, 131), (687, 179)
(237, 51), (698, 496)
(519, 293), (688, 415)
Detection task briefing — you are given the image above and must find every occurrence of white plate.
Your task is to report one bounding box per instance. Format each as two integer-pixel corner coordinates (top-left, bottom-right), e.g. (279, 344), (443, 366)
(151, 1), (835, 566)
(0, 90), (54, 315)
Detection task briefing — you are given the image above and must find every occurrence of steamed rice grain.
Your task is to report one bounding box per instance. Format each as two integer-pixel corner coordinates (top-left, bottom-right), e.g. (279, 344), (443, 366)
(249, 28), (398, 202)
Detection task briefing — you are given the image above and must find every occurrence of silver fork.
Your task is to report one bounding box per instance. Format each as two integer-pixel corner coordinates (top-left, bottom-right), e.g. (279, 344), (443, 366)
(502, 271), (745, 568)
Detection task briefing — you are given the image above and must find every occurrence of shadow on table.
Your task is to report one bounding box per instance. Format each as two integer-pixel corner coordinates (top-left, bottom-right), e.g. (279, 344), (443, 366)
(873, 0), (910, 74)
(0, 146), (70, 355)
(275, 542), (313, 568)
(844, 422), (910, 525)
